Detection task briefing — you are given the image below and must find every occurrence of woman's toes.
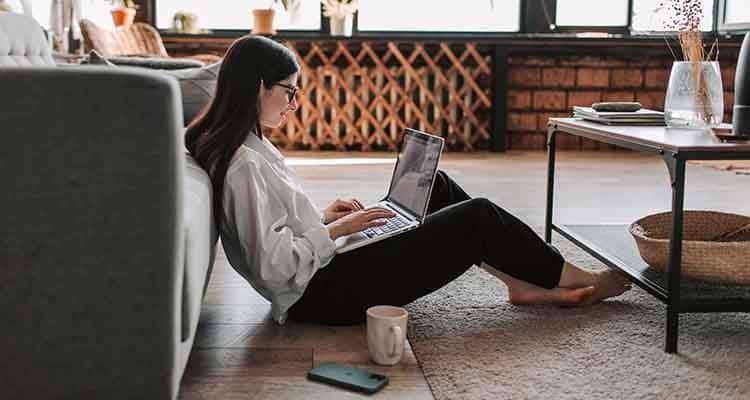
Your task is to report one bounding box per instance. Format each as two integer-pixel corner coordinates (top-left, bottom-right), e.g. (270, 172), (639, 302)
(580, 271), (632, 305)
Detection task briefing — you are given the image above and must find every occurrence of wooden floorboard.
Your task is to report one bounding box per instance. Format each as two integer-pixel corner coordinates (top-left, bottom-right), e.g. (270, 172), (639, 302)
(179, 151), (750, 399)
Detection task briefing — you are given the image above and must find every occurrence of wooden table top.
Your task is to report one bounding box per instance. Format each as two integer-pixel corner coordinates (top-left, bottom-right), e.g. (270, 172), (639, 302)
(549, 118), (750, 154)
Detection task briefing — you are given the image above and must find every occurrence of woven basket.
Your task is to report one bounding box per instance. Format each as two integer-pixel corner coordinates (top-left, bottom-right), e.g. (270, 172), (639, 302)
(629, 211), (750, 285)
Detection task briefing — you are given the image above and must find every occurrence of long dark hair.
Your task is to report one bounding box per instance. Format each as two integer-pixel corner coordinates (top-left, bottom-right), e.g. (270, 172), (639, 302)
(185, 35), (299, 225)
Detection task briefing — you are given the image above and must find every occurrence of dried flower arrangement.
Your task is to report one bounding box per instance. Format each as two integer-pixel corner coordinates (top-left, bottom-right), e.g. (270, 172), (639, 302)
(659, 0), (719, 123)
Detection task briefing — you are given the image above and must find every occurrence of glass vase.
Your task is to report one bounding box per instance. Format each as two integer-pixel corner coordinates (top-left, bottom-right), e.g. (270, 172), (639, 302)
(664, 61), (724, 129)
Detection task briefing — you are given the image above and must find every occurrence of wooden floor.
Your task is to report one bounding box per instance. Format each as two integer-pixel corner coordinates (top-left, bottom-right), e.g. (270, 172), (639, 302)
(178, 151), (750, 400)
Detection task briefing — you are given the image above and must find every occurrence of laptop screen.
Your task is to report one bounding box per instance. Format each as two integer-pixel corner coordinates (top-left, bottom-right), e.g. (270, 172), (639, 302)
(386, 129), (444, 220)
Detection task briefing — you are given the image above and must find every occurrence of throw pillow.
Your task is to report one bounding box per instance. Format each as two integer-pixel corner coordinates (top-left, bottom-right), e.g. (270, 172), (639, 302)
(163, 61), (221, 126)
(85, 49), (117, 66)
(82, 50), (221, 126)
(106, 56), (205, 70)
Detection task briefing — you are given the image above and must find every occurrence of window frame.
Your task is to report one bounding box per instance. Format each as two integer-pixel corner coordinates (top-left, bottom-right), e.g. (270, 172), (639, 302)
(148, 0), (735, 39)
(353, 0), (523, 36)
(550, 0), (633, 36)
(148, 0), (325, 36)
(717, 0), (750, 33)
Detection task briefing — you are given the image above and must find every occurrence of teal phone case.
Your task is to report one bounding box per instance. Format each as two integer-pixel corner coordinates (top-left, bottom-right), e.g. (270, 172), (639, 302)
(307, 362), (389, 394)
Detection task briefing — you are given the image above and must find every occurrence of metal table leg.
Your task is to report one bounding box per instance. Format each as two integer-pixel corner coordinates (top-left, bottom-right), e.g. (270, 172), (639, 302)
(545, 126), (557, 243)
(663, 152), (685, 354)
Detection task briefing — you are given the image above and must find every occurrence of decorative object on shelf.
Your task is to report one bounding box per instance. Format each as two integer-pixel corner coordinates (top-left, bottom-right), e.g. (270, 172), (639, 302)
(665, 61), (723, 128)
(732, 33), (750, 137)
(172, 10), (199, 34)
(660, 0), (723, 129)
(321, 0), (358, 37)
(573, 106), (665, 126)
(111, 0), (137, 27)
(252, 0), (289, 35)
(629, 210), (750, 285)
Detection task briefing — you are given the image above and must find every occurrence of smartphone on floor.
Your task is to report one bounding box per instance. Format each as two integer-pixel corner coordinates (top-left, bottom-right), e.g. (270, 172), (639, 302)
(307, 362), (388, 394)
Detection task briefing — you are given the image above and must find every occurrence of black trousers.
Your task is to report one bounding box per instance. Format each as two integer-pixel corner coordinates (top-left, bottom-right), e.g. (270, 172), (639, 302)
(288, 170), (565, 325)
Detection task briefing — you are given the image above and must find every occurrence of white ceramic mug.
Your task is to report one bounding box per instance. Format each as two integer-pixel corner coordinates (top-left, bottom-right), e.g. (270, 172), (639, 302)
(367, 305), (408, 366)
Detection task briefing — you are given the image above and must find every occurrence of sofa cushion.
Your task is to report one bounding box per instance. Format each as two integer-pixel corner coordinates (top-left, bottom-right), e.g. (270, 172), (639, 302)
(85, 49), (117, 66)
(81, 50), (220, 126)
(106, 55), (204, 69)
(179, 153), (217, 372)
(163, 62), (220, 125)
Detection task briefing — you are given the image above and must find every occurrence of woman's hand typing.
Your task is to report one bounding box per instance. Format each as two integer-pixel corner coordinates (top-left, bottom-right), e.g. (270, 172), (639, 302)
(327, 207), (396, 240)
(322, 197), (365, 224)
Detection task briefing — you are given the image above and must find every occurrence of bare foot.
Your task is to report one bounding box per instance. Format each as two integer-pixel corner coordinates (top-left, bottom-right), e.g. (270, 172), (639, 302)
(480, 263), (630, 307)
(508, 285), (596, 306)
(559, 263), (632, 305)
(578, 269), (632, 305)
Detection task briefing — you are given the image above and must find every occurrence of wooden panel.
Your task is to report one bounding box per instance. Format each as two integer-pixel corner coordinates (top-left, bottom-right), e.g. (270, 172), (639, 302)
(264, 41), (492, 151)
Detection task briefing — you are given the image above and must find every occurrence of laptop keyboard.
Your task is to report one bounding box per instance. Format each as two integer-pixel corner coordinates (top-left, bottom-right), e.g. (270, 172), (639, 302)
(362, 214), (410, 238)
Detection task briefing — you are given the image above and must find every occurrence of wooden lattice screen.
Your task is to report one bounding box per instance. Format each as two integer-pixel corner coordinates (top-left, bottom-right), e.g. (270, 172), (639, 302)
(268, 41), (493, 151)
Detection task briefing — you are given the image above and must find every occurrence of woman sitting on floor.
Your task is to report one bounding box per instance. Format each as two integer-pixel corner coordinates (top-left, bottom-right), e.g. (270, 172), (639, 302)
(185, 35), (631, 325)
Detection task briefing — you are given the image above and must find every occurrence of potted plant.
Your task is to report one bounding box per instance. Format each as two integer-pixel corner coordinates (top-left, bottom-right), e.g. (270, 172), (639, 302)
(321, 0), (358, 37)
(173, 10), (200, 34)
(252, 0), (289, 35)
(111, 0), (138, 27)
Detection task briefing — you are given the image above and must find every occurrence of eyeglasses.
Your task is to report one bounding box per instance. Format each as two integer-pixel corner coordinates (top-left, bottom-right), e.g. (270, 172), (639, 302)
(274, 82), (299, 103)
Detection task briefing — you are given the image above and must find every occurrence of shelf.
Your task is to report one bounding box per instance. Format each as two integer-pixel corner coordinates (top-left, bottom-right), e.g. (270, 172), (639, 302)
(553, 224), (750, 312)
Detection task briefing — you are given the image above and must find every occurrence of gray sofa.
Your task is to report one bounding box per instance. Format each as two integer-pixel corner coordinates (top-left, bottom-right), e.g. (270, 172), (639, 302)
(0, 11), (217, 400)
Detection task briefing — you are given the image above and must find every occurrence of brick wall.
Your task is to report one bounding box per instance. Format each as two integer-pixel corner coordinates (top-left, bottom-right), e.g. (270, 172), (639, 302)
(507, 52), (738, 150)
(160, 31), (740, 152)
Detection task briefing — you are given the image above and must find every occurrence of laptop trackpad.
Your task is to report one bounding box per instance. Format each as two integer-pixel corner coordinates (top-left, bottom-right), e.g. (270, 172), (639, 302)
(335, 232), (368, 250)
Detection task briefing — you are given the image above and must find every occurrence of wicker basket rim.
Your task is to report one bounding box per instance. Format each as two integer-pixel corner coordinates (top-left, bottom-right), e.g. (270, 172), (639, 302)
(633, 210), (749, 221)
(628, 210), (750, 247)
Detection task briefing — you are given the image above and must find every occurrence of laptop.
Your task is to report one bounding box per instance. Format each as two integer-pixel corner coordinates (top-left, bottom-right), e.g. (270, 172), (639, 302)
(335, 128), (445, 254)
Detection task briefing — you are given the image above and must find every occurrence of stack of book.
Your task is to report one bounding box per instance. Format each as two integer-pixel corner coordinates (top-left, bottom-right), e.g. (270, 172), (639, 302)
(573, 106), (665, 126)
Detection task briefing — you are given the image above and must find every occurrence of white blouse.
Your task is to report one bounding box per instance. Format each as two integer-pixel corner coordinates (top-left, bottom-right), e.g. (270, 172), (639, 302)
(219, 133), (336, 324)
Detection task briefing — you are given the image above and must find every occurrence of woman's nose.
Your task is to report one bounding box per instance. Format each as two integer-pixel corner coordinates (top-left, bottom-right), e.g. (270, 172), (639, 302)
(289, 96), (299, 111)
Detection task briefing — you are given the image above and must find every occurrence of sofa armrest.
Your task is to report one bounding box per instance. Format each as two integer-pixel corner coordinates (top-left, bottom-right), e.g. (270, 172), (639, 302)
(0, 66), (186, 399)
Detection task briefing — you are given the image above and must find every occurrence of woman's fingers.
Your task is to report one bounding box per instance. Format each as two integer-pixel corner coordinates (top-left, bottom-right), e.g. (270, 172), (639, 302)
(351, 198), (365, 210)
(333, 199), (350, 211)
(361, 209), (395, 223)
(335, 198), (363, 212)
(335, 210), (354, 219)
(364, 218), (389, 228)
(363, 206), (391, 214)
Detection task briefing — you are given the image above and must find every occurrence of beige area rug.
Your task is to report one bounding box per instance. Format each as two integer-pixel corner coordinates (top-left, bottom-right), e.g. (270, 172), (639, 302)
(405, 232), (750, 400)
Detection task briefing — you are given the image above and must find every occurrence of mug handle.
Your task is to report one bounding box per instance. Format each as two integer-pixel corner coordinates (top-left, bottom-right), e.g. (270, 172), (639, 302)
(389, 325), (403, 357)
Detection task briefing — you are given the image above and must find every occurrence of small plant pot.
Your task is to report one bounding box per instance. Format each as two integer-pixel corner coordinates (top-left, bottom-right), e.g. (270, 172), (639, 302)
(111, 7), (137, 27)
(252, 9), (276, 35)
(329, 14), (353, 36)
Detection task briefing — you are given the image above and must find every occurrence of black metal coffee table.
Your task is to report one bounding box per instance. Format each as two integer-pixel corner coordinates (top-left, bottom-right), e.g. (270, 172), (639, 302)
(545, 118), (750, 353)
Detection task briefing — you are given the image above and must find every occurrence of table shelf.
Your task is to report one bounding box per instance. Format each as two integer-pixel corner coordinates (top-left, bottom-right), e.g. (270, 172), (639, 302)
(554, 224), (750, 312)
(546, 118), (750, 352)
